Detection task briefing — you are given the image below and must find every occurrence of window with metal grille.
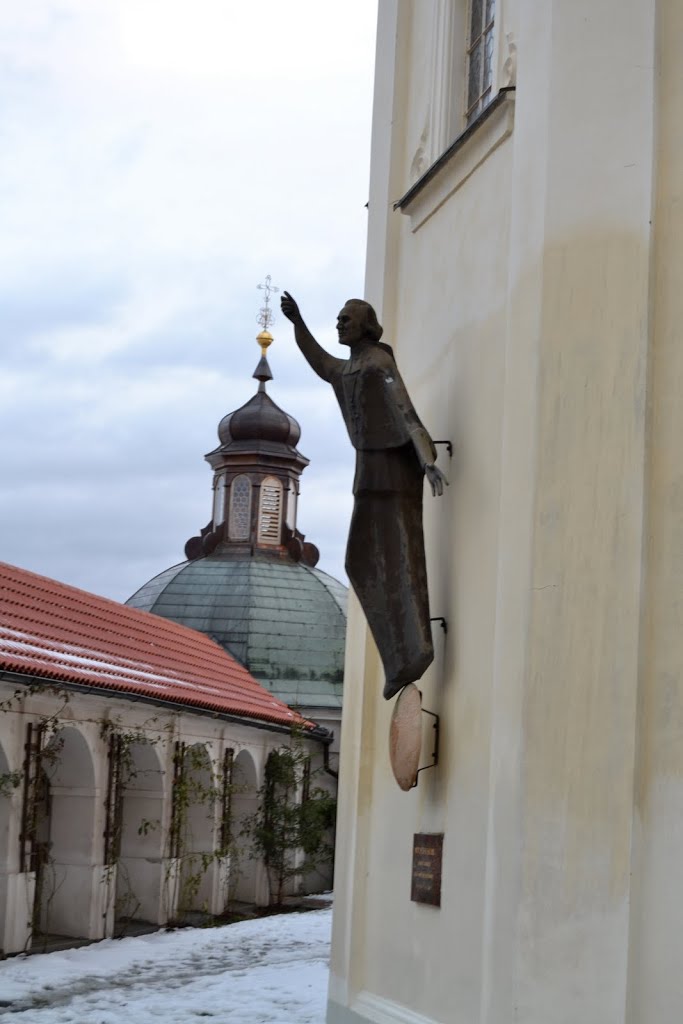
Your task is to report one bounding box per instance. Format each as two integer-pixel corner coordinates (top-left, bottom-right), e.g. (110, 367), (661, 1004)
(258, 477), (283, 545)
(466, 0), (495, 124)
(228, 475), (252, 540)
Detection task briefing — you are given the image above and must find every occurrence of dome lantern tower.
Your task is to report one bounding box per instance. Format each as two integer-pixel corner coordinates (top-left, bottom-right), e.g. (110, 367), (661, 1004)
(127, 277), (347, 721)
(184, 277), (319, 567)
(126, 272), (348, 720)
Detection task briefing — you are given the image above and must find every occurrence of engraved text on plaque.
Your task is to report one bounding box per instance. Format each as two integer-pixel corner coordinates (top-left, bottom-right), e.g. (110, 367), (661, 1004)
(411, 833), (443, 906)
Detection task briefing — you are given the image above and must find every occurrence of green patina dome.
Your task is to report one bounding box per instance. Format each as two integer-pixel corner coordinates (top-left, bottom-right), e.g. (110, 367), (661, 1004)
(127, 554), (347, 711)
(127, 327), (348, 714)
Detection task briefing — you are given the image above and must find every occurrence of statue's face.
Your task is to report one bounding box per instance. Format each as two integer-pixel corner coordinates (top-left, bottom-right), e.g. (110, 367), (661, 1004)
(337, 304), (365, 347)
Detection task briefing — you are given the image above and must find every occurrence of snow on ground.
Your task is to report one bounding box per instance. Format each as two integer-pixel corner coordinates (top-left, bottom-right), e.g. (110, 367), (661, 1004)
(0, 909), (331, 1023)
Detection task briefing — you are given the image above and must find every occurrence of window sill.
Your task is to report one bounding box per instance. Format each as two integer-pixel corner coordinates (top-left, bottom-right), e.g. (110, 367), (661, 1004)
(395, 87), (515, 232)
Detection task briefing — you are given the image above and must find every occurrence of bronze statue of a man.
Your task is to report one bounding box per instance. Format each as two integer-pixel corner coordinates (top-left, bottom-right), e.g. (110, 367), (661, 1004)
(281, 292), (446, 700)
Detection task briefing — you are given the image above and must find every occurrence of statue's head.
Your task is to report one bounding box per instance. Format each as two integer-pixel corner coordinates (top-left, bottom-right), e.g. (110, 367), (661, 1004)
(337, 299), (383, 347)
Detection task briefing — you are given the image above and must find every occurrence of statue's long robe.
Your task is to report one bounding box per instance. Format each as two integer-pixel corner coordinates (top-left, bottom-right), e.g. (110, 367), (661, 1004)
(327, 344), (436, 699)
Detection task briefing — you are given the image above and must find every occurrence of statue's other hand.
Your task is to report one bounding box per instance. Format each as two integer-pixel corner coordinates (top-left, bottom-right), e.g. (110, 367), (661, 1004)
(280, 291), (301, 324)
(425, 463), (448, 497)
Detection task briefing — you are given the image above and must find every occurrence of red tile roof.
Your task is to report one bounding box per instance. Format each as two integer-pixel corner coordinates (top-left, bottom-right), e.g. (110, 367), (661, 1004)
(0, 561), (303, 728)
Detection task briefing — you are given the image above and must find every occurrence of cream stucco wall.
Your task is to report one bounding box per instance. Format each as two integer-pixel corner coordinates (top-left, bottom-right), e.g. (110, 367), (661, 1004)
(329, 2), (683, 1023)
(626, 2), (683, 1020)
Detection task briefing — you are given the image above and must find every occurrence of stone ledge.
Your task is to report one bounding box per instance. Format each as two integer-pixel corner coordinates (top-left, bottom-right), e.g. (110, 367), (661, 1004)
(351, 991), (441, 1024)
(395, 89), (516, 233)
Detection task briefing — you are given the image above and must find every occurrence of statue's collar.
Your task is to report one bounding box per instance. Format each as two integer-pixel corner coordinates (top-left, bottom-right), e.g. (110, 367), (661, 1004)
(345, 342), (382, 372)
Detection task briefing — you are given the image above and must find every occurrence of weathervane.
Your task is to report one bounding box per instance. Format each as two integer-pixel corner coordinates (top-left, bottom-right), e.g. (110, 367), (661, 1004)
(257, 275), (280, 331)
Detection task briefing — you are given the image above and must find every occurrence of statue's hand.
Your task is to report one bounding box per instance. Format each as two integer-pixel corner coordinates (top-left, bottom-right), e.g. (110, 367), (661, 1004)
(425, 463), (448, 497)
(280, 291), (302, 324)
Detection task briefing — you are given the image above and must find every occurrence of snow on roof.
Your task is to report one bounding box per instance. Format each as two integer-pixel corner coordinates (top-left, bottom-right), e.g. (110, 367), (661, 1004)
(0, 561), (303, 728)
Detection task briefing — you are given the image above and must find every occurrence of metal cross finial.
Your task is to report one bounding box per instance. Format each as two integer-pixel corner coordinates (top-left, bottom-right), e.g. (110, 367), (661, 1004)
(257, 275), (280, 331)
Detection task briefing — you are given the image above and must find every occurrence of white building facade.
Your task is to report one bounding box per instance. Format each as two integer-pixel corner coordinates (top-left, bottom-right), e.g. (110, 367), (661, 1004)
(0, 561), (330, 956)
(330, 2), (683, 1022)
(0, 690), (278, 954)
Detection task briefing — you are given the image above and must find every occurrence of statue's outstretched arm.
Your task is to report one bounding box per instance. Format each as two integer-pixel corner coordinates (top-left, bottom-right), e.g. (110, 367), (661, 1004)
(281, 291), (344, 383)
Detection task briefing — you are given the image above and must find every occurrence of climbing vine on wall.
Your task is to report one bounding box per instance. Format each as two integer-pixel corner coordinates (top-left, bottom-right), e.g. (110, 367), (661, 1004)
(0, 685), (333, 945)
(243, 733), (336, 906)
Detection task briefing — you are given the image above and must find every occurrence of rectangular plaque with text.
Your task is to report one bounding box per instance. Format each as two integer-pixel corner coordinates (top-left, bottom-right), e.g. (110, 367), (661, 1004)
(411, 833), (443, 907)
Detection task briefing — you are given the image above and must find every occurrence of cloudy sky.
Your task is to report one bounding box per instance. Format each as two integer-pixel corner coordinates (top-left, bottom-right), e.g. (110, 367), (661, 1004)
(1, 1), (378, 601)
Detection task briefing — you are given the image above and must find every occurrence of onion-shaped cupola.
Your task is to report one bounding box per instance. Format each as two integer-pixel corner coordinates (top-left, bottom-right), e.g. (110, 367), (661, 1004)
(184, 277), (319, 567)
(128, 278), (347, 716)
(218, 333), (301, 448)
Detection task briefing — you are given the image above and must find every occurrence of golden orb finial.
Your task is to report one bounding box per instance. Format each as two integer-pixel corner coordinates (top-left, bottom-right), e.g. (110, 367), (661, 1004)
(253, 276), (278, 387)
(257, 328), (274, 357)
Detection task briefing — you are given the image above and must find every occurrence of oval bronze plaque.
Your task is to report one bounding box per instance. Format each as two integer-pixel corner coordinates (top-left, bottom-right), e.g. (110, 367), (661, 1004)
(389, 683), (422, 791)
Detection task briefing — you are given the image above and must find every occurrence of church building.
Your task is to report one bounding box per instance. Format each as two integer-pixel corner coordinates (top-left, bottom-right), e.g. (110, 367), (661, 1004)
(0, 292), (346, 956)
(128, 315), (347, 758)
(329, 2), (683, 1023)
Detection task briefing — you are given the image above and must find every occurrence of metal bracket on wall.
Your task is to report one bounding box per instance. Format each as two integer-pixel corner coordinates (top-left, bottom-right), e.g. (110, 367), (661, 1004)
(412, 700), (440, 787)
(430, 616), (448, 635)
(433, 440), (453, 457)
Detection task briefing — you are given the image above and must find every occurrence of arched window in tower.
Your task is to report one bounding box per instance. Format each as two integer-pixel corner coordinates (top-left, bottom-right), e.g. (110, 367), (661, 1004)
(258, 477), (283, 545)
(228, 475), (252, 541)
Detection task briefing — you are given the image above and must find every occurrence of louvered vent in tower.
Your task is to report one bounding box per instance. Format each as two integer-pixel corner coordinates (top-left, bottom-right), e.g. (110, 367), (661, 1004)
(258, 477), (282, 545)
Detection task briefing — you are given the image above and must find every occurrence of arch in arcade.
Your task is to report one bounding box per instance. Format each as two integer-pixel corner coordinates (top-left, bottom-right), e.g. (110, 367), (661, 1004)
(115, 741), (165, 929)
(34, 727), (98, 943)
(230, 748), (265, 906)
(177, 742), (218, 919)
(0, 741), (12, 938)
